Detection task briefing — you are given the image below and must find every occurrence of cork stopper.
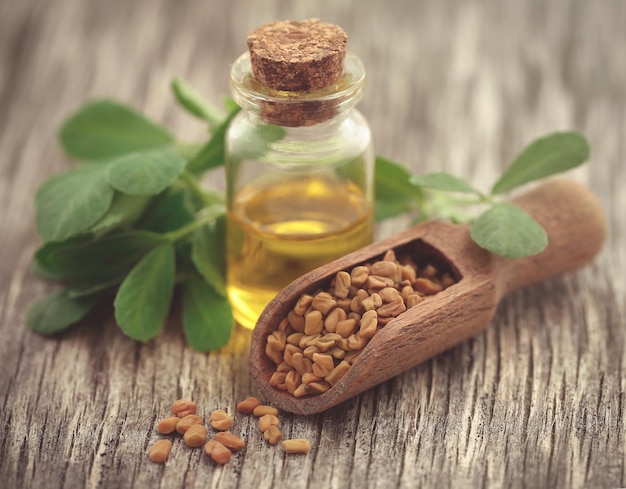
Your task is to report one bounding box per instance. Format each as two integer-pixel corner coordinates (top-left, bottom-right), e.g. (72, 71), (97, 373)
(247, 19), (348, 92)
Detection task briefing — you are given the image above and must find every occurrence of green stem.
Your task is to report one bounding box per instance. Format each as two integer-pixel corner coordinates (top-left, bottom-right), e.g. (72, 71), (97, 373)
(180, 170), (224, 208)
(164, 204), (226, 243)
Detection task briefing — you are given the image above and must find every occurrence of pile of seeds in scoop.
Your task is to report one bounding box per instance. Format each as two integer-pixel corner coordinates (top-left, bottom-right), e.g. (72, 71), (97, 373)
(148, 397), (309, 465)
(264, 249), (457, 397)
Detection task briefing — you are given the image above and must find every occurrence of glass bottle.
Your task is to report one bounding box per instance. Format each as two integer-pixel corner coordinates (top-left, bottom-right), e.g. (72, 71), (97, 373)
(225, 30), (374, 330)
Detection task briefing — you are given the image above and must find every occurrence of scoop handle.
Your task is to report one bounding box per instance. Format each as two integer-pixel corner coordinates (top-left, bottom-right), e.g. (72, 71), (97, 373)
(493, 178), (606, 298)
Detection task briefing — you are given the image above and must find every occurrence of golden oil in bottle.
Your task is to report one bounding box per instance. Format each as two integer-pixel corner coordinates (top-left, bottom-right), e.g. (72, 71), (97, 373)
(226, 174), (373, 329)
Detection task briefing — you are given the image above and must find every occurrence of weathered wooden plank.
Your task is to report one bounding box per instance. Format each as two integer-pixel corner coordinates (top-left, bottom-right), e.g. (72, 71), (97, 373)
(0, 0), (624, 488)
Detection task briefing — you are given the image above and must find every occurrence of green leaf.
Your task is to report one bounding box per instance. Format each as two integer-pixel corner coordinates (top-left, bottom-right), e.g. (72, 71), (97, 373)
(191, 216), (226, 297)
(26, 289), (98, 335)
(66, 276), (122, 298)
(35, 165), (114, 242)
(114, 243), (176, 341)
(235, 123), (286, 160)
(182, 273), (233, 351)
(171, 78), (223, 127)
(59, 100), (173, 160)
(107, 146), (186, 195)
(491, 132), (590, 194)
(411, 172), (483, 195)
(374, 156), (423, 221)
(186, 105), (241, 173)
(46, 230), (166, 280)
(470, 202), (548, 258)
(136, 186), (196, 233)
(89, 192), (151, 235)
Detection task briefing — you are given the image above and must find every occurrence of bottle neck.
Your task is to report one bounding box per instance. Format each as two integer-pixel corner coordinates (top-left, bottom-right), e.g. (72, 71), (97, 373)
(230, 52), (366, 128)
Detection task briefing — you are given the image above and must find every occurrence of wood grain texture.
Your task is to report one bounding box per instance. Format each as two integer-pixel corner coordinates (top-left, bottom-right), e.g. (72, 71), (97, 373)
(0, 0), (624, 488)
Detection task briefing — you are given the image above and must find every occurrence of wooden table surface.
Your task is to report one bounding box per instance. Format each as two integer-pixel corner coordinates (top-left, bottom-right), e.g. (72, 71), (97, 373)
(1, 0), (624, 487)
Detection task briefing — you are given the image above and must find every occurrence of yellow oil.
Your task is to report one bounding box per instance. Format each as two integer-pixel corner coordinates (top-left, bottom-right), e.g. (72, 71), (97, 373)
(226, 176), (373, 329)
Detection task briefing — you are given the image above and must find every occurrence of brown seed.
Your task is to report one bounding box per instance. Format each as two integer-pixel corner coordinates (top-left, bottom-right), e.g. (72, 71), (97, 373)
(421, 263), (438, 278)
(324, 307), (347, 333)
(302, 372), (323, 384)
(285, 369), (302, 394)
(281, 439), (311, 454)
(293, 383), (308, 397)
(184, 424), (208, 448)
(361, 293), (382, 311)
(347, 334), (368, 351)
(401, 264), (417, 282)
(277, 317), (291, 333)
(209, 410), (233, 431)
(307, 381), (331, 394)
(157, 416), (180, 434)
(214, 432), (246, 451)
(370, 260), (397, 278)
(237, 396), (260, 414)
(303, 345), (321, 359)
(335, 318), (357, 338)
(366, 275), (395, 289)
(176, 414), (204, 434)
(359, 310), (378, 339)
(377, 297), (407, 317)
(276, 361), (292, 373)
(258, 414), (280, 432)
(311, 292), (337, 314)
(286, 332), (304, 346)
(204, 440), (232, 465)
(312, 353), (335, 378)
(263, 425), (282, 445)
(299, 334), (321, 349)
(287, 310), (305, 332)
(283, 344), (302, 366)
(413, 277), (443, 295)
(379, 287), (400, 303)
(270, 371), (288, 387)
(334, 271), (351, 299)
(171, 399), (197, 418)
(253, 405), (278, 417)
(326, 360), (351, 386)
(304, 310), (324, 335)
(293, 294), (314, 315)
(265, 342), (283, 365)
(350, 266), (369, 286)
(330, 347), (346, 360)
(406, 294), (423, 308)
(383, 249), (397, 262)
(149, 439), (172, 463)
(267, 330), (287, 351)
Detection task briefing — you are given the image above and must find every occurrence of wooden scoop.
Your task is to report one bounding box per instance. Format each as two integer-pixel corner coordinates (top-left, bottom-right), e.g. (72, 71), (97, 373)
(249, 178), (606, 415)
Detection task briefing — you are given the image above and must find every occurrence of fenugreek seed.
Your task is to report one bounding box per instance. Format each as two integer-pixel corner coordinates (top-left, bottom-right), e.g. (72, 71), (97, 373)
(184, 424), (208, 448)
(270, 371), (287, 387)
(258, 414), (280, 432)
(277, 317), (291, 333)
(282, 439), (310, 454)
(237, 396), (260, 414)
(276, 361), (292, 373)
(299, 334), (321, 349)
(334, 271), (351, 299)
(413, 277), (443, 295)
(326, 360), (351, 386)
(302, 372), (323, 384)
(422, 263), (438, 278)
(157, 416), (180, 434)
(330, 347), (346, 360)
(307, 382), (331, 394)
(209, 410), (233, 431)
(347, 334), (368, 351)
(401, 264), (417, 282)
(366, 275), (394, 289)
(303, 345), (321, 359)
(171, 399), (197, 418)
(379, 287), (400, 303)
(361, 293), (382, 311)
(304, 310), (324, 335)
(287, 310), (305, 332)
(324, 307), (347, 333)
(312, 353), (335, 377)
(204, 440), (232, 465)
(293, 383), (309, 397)
(253, 405), (279, 417)
(265, 343), (283, 365)
(267, 330), (287, 351)
(383, 249), (397, 262)
(370, 260), (397, 278)
(264, 425), (282, 445)
(350, 296), (363, 314)
(359, 310), (378, 339)
(442, 273), (456, 288)
(294, 293), (314, 315)
(348, 311), (362, 323)
(149, 439), (172, 463)
(350, 266), (369, 287)
(291, 352), (313, 376)
(377, 297), (407, 317)
(336, 337), (350, 351)
(176, 414), (204, 434)
(283, 344), (301, 366)
(401, 285), (415, 301)
(286, 332), (304, 345)
(406, 294), (423, 308)
(314, 337), (335, 352)
(285, 369), (302, 394)
(335, 318), (357, 338)
(312, 292), (337, 314)
(214, 432), (246, 451)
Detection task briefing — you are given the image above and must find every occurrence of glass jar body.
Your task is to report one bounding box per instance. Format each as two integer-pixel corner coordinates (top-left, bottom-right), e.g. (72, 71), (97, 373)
(225, 54), (375, 329)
